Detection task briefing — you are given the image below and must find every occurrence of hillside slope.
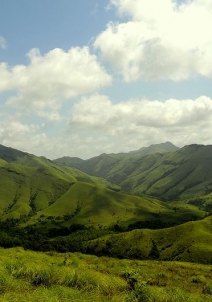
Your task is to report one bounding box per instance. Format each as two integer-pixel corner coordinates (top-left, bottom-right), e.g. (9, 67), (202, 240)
(122, 144), (212, 200)
(85, 215), (212, 264)
(0, 145), (118, 221)
(0, 152), (95, 219)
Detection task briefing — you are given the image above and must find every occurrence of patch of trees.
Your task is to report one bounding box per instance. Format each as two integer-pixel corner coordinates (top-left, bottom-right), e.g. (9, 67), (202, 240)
(0, 219), (114, 253)
(127, 219), (175, 230)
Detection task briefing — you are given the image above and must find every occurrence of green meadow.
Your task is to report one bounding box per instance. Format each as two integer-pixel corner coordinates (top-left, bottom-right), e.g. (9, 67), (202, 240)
(0, 247), (212, 301)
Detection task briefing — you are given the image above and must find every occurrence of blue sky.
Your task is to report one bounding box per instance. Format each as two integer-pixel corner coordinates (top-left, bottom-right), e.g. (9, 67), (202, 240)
(0, 1), (114, 63)
(1, 0), (212, 159)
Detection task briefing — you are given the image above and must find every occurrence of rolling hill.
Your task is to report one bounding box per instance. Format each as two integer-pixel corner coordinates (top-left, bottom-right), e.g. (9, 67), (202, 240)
(84, 214), (212, 264)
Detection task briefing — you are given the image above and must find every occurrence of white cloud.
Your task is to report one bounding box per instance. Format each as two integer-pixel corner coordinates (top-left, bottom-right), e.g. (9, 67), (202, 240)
(0, 120), (44, 151)
(0, 36), (7, 49)
(71, 94), (212, 130)
(94, 0), (212, 81)
(0, 46), (112, 119)
(6, 94), (62, 121)
(69, 94), (212, 153)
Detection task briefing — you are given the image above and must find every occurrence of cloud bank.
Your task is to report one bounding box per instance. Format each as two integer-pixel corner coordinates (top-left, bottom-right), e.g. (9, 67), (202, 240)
(69, 94), (212, 156)
(71, 94), (212, 131)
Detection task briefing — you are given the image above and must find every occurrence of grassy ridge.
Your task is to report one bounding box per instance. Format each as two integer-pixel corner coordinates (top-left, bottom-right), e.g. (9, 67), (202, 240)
(108, 144), (212, 200)
(0, 159), (76, 219)
(84, 215), (212, 263)
(0, 247), (212, 301)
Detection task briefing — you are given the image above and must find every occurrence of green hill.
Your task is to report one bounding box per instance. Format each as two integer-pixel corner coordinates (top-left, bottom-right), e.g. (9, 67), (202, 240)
(0, 145), (118, 222)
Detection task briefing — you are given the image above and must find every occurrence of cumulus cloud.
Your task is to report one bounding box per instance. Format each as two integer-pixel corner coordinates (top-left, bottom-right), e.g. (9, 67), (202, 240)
(69, 94), (212, 151)
(2, 94), (212, 159)
(94, 0), (212, 81)
(0, 47), (112, 119)
(0, 120), (44, 151)
(0, 36), (7, 49)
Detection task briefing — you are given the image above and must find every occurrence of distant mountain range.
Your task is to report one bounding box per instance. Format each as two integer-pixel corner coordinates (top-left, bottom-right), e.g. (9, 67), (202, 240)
(54, 141), (179, 169)
(54, 141), (179, 185)
(54, 142), (212, 200)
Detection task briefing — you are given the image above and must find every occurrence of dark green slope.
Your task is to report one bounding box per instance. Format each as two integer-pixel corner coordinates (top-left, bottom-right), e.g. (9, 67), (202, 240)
(105, 153), (164, 187)
(0, 144), (33, 163)
(122, 144), (212, 200)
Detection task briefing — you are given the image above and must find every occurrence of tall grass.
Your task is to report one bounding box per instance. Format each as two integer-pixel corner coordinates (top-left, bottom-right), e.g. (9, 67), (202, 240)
(0, 247), (212, 301)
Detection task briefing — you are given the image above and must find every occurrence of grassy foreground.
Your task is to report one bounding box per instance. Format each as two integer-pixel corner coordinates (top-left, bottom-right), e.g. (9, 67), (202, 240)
(0, 248), (212, 301)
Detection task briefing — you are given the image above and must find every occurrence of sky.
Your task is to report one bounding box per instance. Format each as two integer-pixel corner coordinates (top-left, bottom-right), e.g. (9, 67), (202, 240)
(1, 0), (212, 159)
